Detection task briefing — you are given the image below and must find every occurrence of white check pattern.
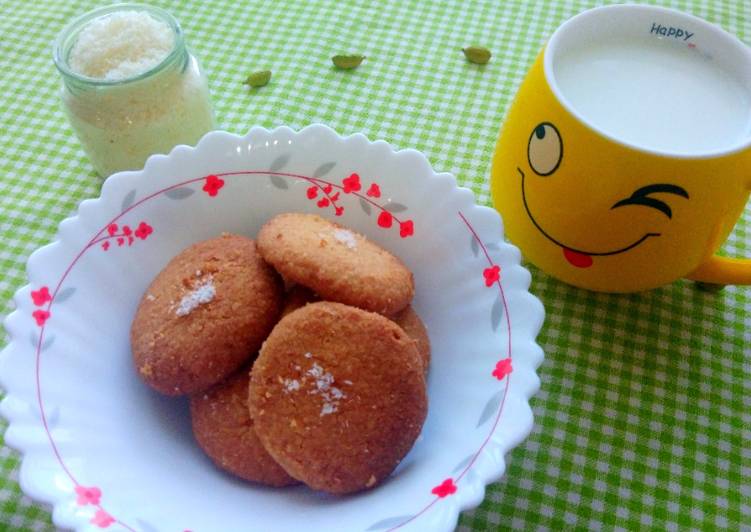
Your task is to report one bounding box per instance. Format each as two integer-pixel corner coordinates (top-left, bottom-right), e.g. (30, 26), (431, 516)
(0, 0), (749, 530)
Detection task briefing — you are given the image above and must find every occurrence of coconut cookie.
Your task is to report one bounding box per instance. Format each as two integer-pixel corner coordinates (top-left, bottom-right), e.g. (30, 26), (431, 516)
(257, 213), (414, 315)
(392, 305), (431, 375)
(190, 367), (297, 487)
(249, 302), (427, 494)
(131, 234), (283, 395)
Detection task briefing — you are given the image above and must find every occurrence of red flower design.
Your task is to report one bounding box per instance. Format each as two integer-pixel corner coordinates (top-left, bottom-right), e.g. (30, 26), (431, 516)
(202, 174), (225, 197)
(91, 509), (115, 528)
(117, 237), (124, 247)
(377, 211), (393, 228)
(135, 222), (153, 240)
(107, 224), (118, 236)
(334, 206), (344, 216)
(75, 485), (101, 506)
(102, 242), (110, 251)
(342, 173), (361, 193)
(431, 478), (457, 498)
(122, 225), (132, 237)
(323, 183), (333, 194)
(399, 220), (414, 238)
(317, 198), (330, 208)
(492, 358), (512, 380)
(31, 287), (51, 306)
(366, 183), (381, 198)
(32, 309), (50, 327)
(483, 265), (500, 287)
(307, 186), (318, 199)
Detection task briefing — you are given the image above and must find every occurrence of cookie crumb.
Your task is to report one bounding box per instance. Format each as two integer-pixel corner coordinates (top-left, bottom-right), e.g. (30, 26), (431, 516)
(140, 363), (153, 377)
(175, 278), (216, 316)
(333, 229), (357, 250)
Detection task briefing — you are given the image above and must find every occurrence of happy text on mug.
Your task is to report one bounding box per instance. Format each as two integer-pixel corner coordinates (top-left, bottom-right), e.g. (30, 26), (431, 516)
(650, 22), (694, 41)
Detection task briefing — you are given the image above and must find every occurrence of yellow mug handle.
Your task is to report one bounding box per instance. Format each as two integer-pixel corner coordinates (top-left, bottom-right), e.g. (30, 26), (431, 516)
(688, 187), (751, 285)
(688, 256), (751, 284)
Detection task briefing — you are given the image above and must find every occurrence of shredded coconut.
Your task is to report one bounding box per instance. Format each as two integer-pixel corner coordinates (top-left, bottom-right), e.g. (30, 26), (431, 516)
(306, 362), (346, 416)
(304, 352), (312, 359)
(283, 378), (300, 393)
(68, 11), (175, 81)
(320, 403), (337, 416)
(145, 293), (156, 301)
(333, 229), (357, 250)
(175, 278), (215, 316)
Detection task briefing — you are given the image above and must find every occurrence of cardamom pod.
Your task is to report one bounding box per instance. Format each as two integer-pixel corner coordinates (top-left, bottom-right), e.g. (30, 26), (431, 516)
(332, 55), (365, 70)
(462, 46), (491, 65)
(243, 70), (272, 88)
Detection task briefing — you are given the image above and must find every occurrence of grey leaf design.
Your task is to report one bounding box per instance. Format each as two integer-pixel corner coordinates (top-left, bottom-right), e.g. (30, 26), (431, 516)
(313, 161), (336, 178)
(471, 236), (479, 257)
(29, 331), (55, 351)
(366, 515), (414, 531)
(383, 202), (407, 213)
(164, 187), (195, 200)
(135, 519), (160, 532)
(491, 293), (503, 331)
(477, 389), (503, 428)
(269, 175), (289, 189)
(55, 287), (76, 303)
(121, 189), (136, 212)
(452, 453), (476, 474)
(269, 153), (291, 172)
(359, 198), (372, 215)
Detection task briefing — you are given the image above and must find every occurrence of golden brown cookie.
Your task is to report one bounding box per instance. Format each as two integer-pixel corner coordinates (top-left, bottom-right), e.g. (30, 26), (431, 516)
(190, 367), (297, 487)
(282, 288), (428, 373)
(257, 213), (414, 315)
(392, 305), (431, 374)
(281, 285), (318, 318)
(131, 234), (283, 395)
(249, 301), (427, 494)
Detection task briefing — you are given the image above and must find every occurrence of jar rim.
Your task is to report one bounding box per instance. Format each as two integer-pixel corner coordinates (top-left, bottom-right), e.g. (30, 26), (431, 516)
(52, 3), (185, 87)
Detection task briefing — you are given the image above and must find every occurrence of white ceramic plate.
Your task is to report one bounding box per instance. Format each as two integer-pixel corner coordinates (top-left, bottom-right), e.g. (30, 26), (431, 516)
(0, 125), (544, 532)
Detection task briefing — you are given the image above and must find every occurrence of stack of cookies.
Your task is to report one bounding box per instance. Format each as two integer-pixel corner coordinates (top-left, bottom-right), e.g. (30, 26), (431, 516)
(130, 213), (429, 494)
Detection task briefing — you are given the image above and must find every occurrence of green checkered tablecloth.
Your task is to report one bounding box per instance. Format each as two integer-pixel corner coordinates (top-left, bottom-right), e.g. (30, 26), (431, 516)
(1, 0), (749, 530)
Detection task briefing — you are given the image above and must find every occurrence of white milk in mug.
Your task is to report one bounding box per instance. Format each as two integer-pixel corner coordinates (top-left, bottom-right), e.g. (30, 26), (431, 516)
(549, 13), (751, 155)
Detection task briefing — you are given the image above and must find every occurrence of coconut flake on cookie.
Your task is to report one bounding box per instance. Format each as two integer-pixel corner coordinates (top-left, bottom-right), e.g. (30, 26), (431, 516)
(332, 228), (358, 250)
(306, 361), (346, 416)
(175, 277), (216, 316)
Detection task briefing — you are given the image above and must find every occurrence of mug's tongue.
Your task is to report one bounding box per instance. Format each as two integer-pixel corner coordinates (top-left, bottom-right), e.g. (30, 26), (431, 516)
(563, 247), (593, 268)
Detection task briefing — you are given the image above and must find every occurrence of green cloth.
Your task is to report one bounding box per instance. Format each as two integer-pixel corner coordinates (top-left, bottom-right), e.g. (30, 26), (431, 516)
(0, 0), (748, 530)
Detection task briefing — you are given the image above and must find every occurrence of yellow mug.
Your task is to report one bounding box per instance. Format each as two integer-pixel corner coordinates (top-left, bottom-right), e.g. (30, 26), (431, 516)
(491, 4), (751, 292)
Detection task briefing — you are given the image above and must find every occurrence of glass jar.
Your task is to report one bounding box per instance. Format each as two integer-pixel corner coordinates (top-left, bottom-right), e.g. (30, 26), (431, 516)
(53, 4), (215, 177)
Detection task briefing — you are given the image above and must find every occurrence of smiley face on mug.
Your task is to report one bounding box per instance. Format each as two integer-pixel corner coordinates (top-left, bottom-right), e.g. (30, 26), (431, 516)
(517, 122), (690, 269)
